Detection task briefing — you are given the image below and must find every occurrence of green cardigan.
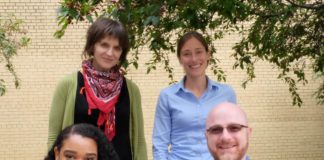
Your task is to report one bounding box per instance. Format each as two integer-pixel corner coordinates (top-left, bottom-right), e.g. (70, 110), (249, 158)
(47, 72), (148, 160)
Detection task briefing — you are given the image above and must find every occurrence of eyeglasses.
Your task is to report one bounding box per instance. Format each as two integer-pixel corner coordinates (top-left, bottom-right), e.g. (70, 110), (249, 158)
(206, 124), (248, 135)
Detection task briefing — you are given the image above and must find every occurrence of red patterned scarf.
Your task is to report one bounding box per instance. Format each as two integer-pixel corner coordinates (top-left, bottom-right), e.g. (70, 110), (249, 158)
(82, 60), (123, 141)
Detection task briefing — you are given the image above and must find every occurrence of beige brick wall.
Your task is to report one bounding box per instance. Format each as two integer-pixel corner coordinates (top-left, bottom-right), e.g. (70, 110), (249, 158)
(1, 1), (324, 159)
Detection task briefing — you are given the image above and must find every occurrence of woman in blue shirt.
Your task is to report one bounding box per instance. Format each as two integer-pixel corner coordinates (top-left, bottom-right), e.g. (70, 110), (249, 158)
(152, 31), (237, 160)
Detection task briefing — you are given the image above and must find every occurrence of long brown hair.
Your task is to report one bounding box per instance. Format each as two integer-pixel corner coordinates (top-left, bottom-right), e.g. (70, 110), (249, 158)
(177, 31), (209, 58)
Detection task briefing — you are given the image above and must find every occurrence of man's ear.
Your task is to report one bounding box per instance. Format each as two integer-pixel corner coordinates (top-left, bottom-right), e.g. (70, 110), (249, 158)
(247, 127), (252, 137)
(205, 130), (213, 142)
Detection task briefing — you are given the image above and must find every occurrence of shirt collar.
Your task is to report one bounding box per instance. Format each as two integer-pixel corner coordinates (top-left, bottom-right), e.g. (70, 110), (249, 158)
(175, 76), (218, 93)
(243, 155), (250, 160)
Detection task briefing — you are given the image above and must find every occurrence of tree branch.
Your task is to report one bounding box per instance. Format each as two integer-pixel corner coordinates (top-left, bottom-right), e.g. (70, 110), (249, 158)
(286, 0), (324, 10)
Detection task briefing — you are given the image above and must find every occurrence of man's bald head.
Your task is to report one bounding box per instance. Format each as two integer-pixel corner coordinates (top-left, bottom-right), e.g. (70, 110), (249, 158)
(206, 102), (249, 129)
(205, 102), (251, 160)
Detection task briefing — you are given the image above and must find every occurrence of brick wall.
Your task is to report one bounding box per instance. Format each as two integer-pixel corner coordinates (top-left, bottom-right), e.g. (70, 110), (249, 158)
(1, 1), (324, 159)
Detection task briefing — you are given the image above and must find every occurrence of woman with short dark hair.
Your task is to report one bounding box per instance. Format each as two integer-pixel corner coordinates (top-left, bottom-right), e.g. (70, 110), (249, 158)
(48, 18), (147, 160)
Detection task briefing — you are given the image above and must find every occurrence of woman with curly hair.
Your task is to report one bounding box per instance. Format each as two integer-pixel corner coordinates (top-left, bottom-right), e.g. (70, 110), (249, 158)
(45, 123), (119, 160)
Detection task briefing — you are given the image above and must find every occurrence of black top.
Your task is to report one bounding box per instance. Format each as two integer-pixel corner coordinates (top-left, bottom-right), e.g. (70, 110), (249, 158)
(75, 71), (132, 160)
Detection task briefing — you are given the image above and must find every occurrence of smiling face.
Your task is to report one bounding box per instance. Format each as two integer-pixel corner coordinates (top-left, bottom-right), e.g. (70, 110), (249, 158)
(205, 103), (252, 160)
(178, 37), (210, 79)
(54, 134), (98, 160)
(92, 36), (122, 72)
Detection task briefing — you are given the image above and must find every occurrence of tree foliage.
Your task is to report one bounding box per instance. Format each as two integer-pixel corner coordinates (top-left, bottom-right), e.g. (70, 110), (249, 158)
(55, 0), (324, 106)
(0, 14), (30, 96)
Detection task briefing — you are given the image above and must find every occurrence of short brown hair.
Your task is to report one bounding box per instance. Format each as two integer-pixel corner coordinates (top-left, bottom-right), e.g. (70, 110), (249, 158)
(83, 18), (129, 67)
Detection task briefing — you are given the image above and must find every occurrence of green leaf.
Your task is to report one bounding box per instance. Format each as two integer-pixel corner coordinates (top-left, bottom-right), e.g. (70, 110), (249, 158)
(133, 61), (138, 69)
(0, 79), (6, 96)
(20, 37), (30, 46)
(86, 15), (93, 23)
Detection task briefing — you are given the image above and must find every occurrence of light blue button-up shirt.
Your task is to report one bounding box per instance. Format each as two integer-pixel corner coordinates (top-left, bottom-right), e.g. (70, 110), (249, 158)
(153, 77), (237, 160)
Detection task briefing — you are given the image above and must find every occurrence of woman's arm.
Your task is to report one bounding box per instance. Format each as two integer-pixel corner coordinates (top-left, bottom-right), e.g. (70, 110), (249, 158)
(47, 76), (70, 149)
(126, 79), (148, 160)
(152, 90), (171, 160)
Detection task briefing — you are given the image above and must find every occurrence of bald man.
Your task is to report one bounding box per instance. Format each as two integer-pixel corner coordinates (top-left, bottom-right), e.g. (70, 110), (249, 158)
(205, 102), (252, 160)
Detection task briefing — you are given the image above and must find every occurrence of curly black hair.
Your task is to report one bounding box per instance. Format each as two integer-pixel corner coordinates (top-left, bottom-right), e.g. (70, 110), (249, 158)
(44, 123), (119, 160)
